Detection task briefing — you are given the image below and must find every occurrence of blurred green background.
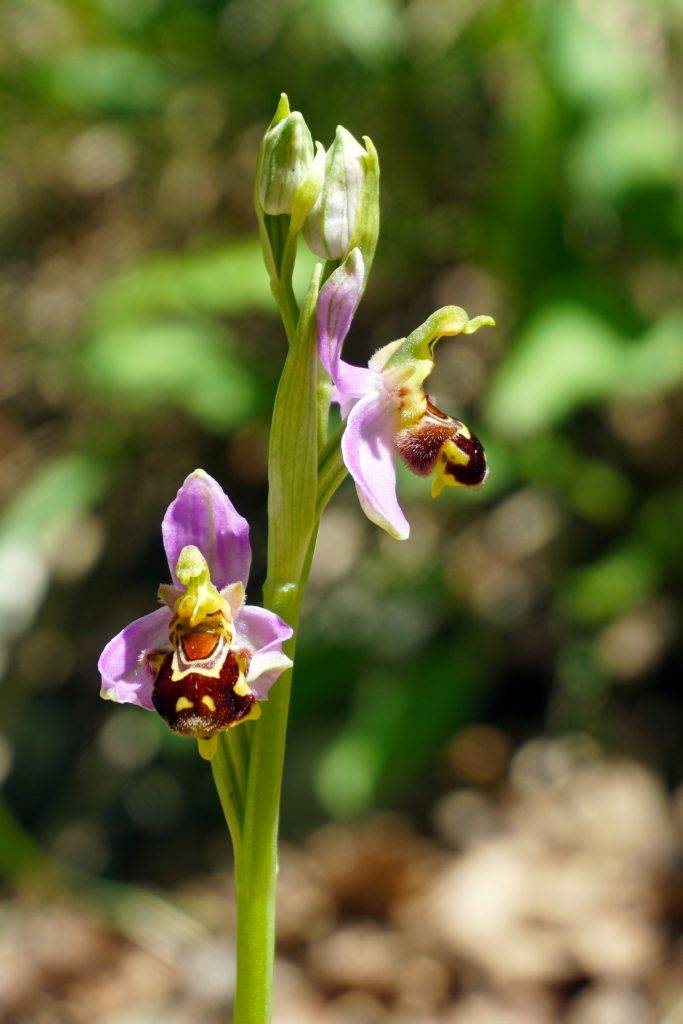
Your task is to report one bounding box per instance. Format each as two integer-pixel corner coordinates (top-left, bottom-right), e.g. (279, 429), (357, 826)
(1, 0), (682, 1020)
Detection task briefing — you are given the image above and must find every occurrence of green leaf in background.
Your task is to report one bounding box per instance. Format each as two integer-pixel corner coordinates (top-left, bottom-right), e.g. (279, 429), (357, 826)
(569, 105), (682, 199)
(89, 238), (317, 328)
(518, 435), (633, 525)
(562, 542), (662, 625)
(82, 319), (259, 431)
(0, 454), (109, 545)
(560, 489), (683, 626)
(544, 1), (652, 108)
(90, 240), (271, 329)
(0, 453), (111, 658)
(32, 48), (167, 115)
(485, 303), (683, 438)
(315, 641), (489, 817)
(308, 0), (402, 64)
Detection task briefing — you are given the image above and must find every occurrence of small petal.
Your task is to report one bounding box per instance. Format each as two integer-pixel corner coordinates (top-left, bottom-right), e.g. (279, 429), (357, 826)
(368, 338), (404, 374)
(342, 391), (410, 540)
(317, 248), (372, 402)
(98, 607), (171, 710)
(220, 581), (246, 618)
(246, 651), (293, 698)
(162, 470), (251, 590)
(234, 605), (293, 700)
(157, 583), (181, 609)
(317, 249), (363, 376)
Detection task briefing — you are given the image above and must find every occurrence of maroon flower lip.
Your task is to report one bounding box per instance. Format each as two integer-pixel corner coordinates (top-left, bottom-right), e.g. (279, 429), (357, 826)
(394, 398), (488, 488)
(446, 432), (487, 486)
(394, 415), (457, 476)
(152, 647), (254, 737)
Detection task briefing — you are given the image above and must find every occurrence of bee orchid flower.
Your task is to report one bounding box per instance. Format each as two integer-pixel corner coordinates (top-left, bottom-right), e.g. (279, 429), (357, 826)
(317, 248), (495, 540)
(98, 470), (293, 760)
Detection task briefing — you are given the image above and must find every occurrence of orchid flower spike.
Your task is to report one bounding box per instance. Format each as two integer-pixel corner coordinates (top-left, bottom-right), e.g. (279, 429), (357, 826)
(98, 470), (293, 760)
(318, 248), (494, 540)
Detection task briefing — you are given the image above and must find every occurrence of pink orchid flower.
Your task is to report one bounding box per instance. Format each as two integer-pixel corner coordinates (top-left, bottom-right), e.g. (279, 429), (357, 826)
(98, 470), (292, 758)
(318, 248), (494, 540)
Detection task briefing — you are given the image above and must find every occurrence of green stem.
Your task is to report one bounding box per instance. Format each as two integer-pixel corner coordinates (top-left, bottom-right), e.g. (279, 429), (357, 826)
(230, 443), (348, 1023)
(230, 252), (324, 1024)
(269, 226), (300, 346)
(231, 585), (301, 1024)
(317, 425), (347, 516)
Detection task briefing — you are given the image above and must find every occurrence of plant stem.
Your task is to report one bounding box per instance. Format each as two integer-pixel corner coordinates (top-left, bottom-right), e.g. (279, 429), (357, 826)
(269, 225), (300, 346)
(230, 246), (321, 1022)
(317, 425), (347, 516)
(231, 584), (300, 1024)
(230, 441), (349, 1022)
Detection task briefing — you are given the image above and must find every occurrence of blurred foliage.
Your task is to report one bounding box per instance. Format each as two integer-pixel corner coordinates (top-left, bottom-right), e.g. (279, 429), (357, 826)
(0, 0), (681, 885)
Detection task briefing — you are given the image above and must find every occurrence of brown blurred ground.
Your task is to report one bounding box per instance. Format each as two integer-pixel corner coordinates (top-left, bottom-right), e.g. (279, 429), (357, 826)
(3, 737), (682, 1024)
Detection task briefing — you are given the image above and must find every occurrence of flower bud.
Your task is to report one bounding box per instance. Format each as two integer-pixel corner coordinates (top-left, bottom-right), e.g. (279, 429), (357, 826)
(289, 141), (325, 234)
(257, 95), (315, 216)
(303, 126), (379, 261)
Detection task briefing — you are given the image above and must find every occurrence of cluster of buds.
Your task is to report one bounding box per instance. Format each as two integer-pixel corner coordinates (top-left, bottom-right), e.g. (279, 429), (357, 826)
(256, 94), (379, 278)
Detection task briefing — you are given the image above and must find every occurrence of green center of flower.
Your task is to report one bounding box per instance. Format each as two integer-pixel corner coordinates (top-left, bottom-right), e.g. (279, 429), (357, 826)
(172, 545), (232, 632)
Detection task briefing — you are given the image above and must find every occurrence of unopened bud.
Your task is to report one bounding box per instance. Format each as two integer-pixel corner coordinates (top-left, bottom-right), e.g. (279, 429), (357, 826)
(257, 95), (315, 216)
(303, 126), (379, 262)
(290, 141), (325, 234)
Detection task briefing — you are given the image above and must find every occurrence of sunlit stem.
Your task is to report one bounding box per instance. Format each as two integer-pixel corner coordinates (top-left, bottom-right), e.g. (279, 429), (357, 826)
(229, 226), (328, 1022)
(231, 582), (300, 1024)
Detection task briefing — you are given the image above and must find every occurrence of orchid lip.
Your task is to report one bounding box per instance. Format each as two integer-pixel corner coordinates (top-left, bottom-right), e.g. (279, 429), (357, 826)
(152, 648), (255, 737)
(394, 396), (488, 492)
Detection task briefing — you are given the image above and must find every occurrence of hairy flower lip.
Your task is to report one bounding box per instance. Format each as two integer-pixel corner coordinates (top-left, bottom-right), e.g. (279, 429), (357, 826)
(394, 396), (488, 488)
(394, 412), (458, 477)
(152, 649), (254, 737)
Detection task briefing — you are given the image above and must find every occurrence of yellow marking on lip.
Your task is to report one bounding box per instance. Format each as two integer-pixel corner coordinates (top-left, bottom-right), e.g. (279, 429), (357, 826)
(234, 674), (252, 697)
(231, 702), (261, 727)
(175, 696), (194, 712)
(201, 695), (216, 712)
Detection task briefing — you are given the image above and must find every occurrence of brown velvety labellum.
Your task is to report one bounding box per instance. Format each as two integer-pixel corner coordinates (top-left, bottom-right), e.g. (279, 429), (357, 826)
(152, 650), (254, 737)
(182, 631), (220, 661)
(394, 418), (455, 475)
(447, 433), (487, 486)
